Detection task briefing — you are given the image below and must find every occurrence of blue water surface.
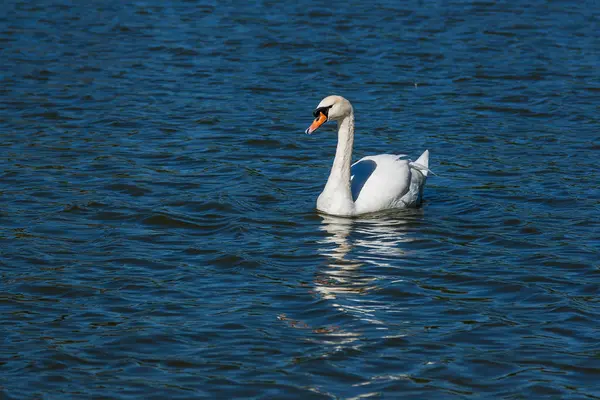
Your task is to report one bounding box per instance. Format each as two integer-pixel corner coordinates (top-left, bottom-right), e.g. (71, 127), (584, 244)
(1, 0), (599, 398)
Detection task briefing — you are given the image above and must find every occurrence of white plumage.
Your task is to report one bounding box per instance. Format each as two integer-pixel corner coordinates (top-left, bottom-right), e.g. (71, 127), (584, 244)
(306, 95), (430, 217)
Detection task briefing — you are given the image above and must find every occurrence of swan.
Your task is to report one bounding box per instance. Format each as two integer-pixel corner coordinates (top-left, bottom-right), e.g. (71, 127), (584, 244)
(305, 95), (431, 217)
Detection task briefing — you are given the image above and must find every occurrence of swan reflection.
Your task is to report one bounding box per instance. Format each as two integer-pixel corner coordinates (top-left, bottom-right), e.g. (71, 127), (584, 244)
(316, 212), (420, 297)
(314, 212), (423, 332)
(315, 215), (373, 300)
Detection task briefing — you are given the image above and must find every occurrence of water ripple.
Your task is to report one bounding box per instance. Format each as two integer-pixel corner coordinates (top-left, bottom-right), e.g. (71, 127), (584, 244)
(1, 0), (599, 398)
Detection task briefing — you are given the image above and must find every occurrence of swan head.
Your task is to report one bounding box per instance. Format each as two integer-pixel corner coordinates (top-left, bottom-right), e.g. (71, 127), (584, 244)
(305, 95), (353, 134)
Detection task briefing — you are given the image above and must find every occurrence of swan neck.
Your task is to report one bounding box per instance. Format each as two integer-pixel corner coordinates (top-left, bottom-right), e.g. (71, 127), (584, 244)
(331, 114), (355, 181)
(318, 113), (355, 215)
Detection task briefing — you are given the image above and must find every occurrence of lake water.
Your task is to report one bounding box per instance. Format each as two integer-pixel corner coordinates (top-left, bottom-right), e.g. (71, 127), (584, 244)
(1, 0), (599, 398)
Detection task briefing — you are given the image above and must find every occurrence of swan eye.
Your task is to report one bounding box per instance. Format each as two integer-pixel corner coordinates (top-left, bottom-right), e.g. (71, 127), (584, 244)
(313, 105), (332, 118)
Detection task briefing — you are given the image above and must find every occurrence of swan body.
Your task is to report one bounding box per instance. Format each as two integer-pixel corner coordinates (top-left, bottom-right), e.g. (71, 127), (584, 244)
(306, 95), (430, 217)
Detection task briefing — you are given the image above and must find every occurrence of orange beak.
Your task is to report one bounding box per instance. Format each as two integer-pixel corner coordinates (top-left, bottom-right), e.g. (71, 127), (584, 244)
(305, 112), (327, 134)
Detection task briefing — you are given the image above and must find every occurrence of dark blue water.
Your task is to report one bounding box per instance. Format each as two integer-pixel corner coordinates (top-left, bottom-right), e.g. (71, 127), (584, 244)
(2, 0), (600, 398)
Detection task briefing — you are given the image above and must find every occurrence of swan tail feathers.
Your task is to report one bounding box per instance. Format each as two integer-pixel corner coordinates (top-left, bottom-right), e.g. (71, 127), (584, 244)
(409, 150), (434, 177)
(415, 150), (429, 169)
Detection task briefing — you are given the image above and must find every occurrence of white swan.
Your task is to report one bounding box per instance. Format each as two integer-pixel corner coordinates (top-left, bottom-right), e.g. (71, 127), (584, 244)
(305, 95), (431, 217)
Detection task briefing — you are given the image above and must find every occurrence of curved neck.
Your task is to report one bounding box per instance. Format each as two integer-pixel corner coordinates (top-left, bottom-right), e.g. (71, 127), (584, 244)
(321, 113), (355, 212)
(330, 114), (354, 185)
